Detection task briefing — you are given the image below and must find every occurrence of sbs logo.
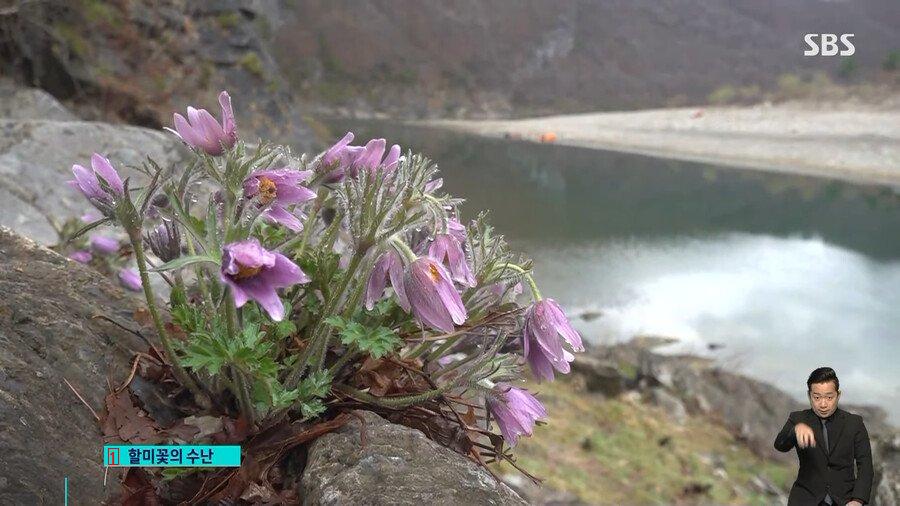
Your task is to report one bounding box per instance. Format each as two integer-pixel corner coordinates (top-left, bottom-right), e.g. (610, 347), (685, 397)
(804, 34), (855, 56)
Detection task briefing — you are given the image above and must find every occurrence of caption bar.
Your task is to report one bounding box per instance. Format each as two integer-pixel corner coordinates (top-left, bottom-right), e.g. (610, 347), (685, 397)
(103, 445), (241, 467)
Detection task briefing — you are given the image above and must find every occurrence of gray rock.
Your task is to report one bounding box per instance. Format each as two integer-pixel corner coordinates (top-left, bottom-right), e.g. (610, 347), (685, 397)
(646, 387), (687, 424)
(0, 81), (76, 121)
(301, 410), (526, 506)
(0, 115), (187, 245)
(0, 227), (147, 504)
(570, 354), (628, 397)
(872, 431), (900, 506)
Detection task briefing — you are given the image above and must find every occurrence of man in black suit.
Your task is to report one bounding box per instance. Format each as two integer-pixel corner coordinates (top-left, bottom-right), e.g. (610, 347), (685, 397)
(774, 367), (874, 505)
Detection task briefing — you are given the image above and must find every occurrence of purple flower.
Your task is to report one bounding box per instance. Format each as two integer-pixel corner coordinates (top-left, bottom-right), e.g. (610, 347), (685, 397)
(403, 257), (467, 333)
(68, 250), (92, 264)
(81, 211), (102, 222)
(89, 234), (119, 255)
(365, 250), (409, 311)
(170, 91), (237, 155)
(523, 298), (584, 382)
(424, 178), (443, 193)
(118, 268), (142, 291)
(220, 239), (309, 321)
(488, 384), (547, 447)
(68, 154), (125, 214)
(489, 280), (523, 299)
(321, 132), (365, 182)
(352, 138), (401, 177)
(242, 169), (316, 231)
(147, 221), (181, 262)
(447, 217), (467, 243)
(319, 133), (401, 181)
(428, 234), (475, 287)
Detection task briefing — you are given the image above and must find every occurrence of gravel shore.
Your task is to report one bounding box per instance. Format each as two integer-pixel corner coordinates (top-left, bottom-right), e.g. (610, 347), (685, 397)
(422, 101), (900, 187)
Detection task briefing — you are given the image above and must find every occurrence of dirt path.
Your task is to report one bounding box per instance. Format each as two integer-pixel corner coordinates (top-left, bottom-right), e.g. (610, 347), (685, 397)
(422, 102), (900, 187)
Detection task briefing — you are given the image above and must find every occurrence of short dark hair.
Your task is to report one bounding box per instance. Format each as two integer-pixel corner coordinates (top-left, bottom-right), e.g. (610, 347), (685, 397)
(807, 367), (839, 392)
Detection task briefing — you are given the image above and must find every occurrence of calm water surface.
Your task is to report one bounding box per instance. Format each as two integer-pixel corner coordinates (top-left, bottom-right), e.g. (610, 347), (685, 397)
(330, 120), (900, 423)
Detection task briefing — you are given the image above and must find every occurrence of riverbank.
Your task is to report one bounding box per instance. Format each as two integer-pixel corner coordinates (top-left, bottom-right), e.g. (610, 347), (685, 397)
(421, 98), (900, 187)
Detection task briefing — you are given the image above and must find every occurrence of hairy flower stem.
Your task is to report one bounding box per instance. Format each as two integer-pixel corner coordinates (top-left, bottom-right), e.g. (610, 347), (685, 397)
(390, 237), (418, 263)
(327, 348), (361, 377)
(286, 250), (365, 387)
(127, 230), (211, 409)
(184, 233), (214, 311)
(404, 340), (433, 360)
(231, 365), (255, 425)
(496, 263), (542, 300)
(223, 292), (255, 421)
(334, 382), (454, 409)
(295, 190), (325, 257)
(425, 335), (463, 362)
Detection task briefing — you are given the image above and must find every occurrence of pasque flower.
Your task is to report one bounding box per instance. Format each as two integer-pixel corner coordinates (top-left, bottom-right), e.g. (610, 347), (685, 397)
(488, 384), (547, 447)
(242, 169), (316, 231)
(118, 268), (142, 292)
(403, 257), (467, 333)
(68, 153), (125, 215)
(320, 132), (365, 182)
(365, 250), (410, 311)
(353, 138), (401, 176)
(447, 217), (467, 243)
(68, 250), (92, 264)
(523, 298), (584, 382)
(220, 239), (309, 321)
(428, 233), (475, 287)
(319, 132), (401, 181)
(170, 91), (237, 155)
(147, 220), (181, 262)
(90, 234), (119, 255)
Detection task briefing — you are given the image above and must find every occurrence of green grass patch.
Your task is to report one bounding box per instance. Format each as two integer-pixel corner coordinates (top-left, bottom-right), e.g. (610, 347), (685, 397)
(495, 379), (792, 504)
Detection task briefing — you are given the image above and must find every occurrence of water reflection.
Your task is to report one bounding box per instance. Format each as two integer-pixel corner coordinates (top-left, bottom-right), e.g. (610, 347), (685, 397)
(328, 120), (900, 422)
(524, 233), (900, 424)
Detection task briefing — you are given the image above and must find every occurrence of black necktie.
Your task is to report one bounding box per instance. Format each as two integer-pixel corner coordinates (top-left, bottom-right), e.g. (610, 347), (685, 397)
(822, 418), (833, 505)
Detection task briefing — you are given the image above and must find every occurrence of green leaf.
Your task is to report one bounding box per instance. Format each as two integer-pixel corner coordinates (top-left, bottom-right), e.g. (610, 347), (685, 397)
(299, 399), (326, 420)
(324, 316), (347, 329)
(334, 319), (402, 359)
(152, 254), (219, 272)
(273, 319), (297, 339)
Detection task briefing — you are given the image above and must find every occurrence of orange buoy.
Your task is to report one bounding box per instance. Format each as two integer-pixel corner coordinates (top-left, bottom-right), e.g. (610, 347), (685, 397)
(539, 132), (557, 143)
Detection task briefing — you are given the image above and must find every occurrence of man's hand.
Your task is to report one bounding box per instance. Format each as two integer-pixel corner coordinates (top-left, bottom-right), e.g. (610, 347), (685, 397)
(794, 422), (816, 448)
(846, 500), (863, 506)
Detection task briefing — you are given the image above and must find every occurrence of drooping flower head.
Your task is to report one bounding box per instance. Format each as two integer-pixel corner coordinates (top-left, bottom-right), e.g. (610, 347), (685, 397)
(118, 268), (142, 292)
(90, 234), (119, 255)
(447, 217), (467, 244)
(242, 169), (316, 231)
(428, 233), (475, 287)
(523, 298), (584, 382)
(365, 250), (409, 311)
(147, 220), (181, 262)
(68, 153), (125, 216)
(220, 239), (309, 321)
(488, 384), (547, 447)
(403, 256), (467, 333)
(170, 91), (237, 155)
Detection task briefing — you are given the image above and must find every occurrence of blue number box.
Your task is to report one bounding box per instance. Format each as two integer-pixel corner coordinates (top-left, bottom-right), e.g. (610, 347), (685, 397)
(103, 445), (241, 467)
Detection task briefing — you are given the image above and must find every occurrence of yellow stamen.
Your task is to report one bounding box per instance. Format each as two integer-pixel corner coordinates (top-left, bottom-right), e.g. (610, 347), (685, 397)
(235, 264), (261, 279)
(428, 263), (441, 283)
(258, 176), (277, 205)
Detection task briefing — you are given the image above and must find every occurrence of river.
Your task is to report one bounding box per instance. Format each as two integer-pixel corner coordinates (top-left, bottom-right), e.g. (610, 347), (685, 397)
(329, 120), (900, 424)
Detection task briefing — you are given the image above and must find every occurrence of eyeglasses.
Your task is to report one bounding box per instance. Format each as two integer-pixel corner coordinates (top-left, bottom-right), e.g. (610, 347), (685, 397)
(810, 394), (837, 401)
